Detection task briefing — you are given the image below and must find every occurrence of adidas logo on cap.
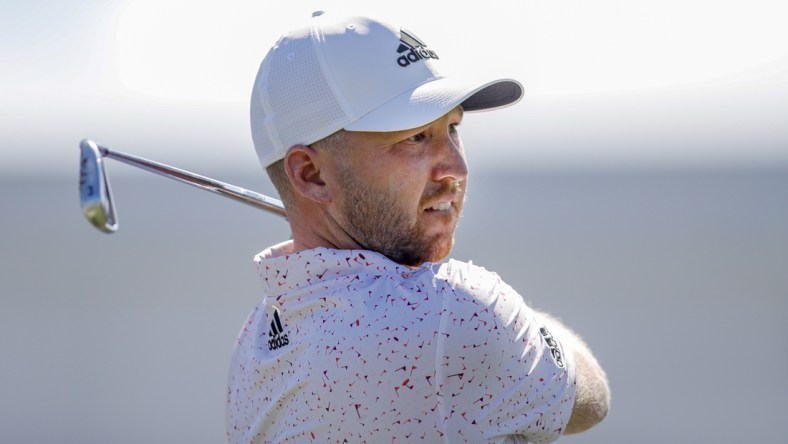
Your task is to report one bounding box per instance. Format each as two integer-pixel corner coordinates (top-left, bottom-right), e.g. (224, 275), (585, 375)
(396, 29), (439, 67)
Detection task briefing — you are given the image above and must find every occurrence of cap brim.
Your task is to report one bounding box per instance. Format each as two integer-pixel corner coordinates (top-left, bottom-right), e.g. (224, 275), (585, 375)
(344, 77), (523, 132)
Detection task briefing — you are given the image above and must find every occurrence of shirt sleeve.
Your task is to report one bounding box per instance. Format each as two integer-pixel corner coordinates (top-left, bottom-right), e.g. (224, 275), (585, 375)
(436, 260), (577, 443)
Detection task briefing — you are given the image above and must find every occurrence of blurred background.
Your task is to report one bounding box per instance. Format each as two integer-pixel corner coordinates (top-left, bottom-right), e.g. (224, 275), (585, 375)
(2, 0), (786, 443)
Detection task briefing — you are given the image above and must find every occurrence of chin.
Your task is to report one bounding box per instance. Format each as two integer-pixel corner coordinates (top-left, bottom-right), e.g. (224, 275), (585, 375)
(426, 236), (455, 263)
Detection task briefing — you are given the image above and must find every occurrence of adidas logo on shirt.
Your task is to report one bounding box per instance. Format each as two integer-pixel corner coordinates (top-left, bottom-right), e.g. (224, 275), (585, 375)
(396, 29), (439, 67)
(268, 307), (289, 351)
(539, 326), (565, 368)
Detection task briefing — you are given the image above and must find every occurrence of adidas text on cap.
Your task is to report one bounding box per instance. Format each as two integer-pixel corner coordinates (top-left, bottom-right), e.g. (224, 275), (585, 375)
(250, 11), (524, 168)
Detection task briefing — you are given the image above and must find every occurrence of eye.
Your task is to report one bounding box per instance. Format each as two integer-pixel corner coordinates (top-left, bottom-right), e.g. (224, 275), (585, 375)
(407, 132), (426, 143)
(449, 122), (460, 134)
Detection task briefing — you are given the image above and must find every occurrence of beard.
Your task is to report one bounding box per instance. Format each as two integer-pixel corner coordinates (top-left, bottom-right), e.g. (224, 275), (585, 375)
(336, 166), (463, 267)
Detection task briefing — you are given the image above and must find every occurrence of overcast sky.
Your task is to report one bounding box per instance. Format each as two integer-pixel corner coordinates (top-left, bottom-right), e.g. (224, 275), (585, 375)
(2, 0), (787, 175)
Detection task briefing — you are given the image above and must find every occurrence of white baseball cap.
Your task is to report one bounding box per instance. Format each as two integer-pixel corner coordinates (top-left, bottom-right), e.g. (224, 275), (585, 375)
(250, 11), (524, 168)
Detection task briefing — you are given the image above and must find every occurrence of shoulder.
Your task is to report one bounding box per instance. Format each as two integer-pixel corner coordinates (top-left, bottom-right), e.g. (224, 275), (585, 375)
(432, 260), (577, 440)
(431, 259), (536, 330)
(435, 259), (519, 306)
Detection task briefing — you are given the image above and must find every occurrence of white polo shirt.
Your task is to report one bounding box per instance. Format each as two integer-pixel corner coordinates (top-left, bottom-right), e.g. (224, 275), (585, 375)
(227, 241), (576, 443)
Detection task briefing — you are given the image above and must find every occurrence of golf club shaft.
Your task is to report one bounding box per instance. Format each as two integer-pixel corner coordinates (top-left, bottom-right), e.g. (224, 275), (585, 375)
(98, 144), (287, 218)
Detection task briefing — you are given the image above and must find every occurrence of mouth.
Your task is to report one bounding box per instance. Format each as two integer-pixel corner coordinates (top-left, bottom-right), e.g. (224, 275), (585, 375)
(423, 191), (460, 213)
(422, 182), (463, 214)
(425, 201), (453, 212)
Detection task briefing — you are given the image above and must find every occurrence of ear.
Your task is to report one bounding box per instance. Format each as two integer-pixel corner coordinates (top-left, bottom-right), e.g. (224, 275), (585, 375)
(283, 144), (331, 204)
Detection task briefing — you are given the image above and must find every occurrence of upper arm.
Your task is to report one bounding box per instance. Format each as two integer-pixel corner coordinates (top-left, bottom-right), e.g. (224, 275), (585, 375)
(439, 260), (608, 440)
(538, 313), (611, 434)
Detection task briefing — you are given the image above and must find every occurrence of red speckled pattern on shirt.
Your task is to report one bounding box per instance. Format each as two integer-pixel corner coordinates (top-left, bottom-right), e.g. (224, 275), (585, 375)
(227, 243), (575, 443)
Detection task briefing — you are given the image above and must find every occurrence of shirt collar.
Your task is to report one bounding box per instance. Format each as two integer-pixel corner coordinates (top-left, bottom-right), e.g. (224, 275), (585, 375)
(254, 241), (435, 296)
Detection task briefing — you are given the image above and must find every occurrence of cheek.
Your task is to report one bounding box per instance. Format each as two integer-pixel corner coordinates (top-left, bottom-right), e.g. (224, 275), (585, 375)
(377, 165), (426, 202)
(358, 153), (432, 207)
(390, 175), (427, 209)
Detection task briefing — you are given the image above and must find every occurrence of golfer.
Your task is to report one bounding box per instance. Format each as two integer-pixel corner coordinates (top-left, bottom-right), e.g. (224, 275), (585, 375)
(227, 11), (610, 443)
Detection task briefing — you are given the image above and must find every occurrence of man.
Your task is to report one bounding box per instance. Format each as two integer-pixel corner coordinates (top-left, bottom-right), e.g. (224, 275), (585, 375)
(227, 11), (609, 443)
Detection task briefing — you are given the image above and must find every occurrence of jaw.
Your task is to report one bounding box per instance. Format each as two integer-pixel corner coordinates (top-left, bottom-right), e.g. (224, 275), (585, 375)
(416, 209), (461, 262)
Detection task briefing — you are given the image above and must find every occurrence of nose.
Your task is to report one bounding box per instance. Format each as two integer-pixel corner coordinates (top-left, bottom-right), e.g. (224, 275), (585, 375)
(431, 132), (468, 183)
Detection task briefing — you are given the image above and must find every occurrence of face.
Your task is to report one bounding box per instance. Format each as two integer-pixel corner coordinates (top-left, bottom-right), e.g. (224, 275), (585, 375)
(327, 107), (468, 267)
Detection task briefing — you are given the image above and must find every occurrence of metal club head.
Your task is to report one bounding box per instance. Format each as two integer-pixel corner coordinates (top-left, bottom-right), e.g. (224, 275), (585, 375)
(79, 139), (118, 233)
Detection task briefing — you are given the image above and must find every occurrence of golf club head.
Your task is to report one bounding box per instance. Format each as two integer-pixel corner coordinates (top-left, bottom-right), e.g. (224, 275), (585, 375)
(79, 139), (118, 233)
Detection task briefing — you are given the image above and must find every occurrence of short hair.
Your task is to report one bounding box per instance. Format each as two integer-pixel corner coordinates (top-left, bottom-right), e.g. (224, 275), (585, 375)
(266, 130), (348, 209)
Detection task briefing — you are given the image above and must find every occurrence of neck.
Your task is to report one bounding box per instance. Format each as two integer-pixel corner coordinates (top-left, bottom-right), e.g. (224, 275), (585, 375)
(287, 203), (362, 254)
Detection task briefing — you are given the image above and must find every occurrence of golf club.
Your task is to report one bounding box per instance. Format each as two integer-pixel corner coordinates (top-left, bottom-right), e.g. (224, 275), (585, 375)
(79, 138), (286, 233)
